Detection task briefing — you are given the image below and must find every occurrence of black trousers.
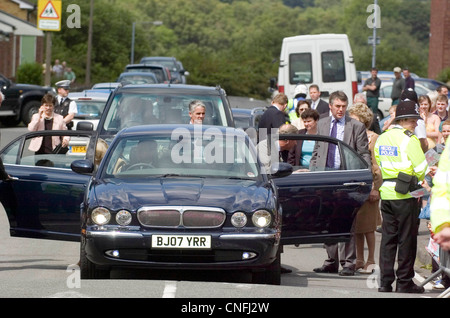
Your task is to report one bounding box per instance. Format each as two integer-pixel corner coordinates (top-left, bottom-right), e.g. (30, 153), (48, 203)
(379, 198), (420, 288)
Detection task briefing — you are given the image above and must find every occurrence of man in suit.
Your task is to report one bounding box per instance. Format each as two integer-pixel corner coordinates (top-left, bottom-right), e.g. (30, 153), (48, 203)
(258, 93), (288, 140)
(311, 91), (371, 276)
(257, 123), (298, 174)
(309, 84), (329, 115)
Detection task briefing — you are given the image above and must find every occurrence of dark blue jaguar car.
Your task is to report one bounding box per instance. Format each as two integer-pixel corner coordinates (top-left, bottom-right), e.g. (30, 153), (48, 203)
(0, 125), (372, 284)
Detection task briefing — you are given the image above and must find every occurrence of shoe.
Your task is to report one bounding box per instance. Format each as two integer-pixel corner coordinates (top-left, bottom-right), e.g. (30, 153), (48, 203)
(313, 265), (338, 273)
(378, 286), (392, 292)
(396, 283), (425, 294)
(355, 260), (365, 271)
(281, 266), (292, 274)
(358, 262), (375, 274)
(432, 279), (445, 289)
(339, 267), (355, 276)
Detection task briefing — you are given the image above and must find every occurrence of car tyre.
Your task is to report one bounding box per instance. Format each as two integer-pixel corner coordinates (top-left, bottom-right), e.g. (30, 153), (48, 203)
(252, 252), (281, 285)
(21, 100), (41, 125)
(80, 236), (110, 279)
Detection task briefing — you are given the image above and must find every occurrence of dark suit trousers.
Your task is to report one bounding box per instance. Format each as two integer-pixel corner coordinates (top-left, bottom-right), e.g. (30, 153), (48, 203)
(379, 198), (420, 288)
(323, 237), (356, 270)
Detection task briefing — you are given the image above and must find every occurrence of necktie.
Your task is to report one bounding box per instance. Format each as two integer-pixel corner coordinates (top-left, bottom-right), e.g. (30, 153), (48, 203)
(312, 101), (316, 109)
(326, 119), (337, 168)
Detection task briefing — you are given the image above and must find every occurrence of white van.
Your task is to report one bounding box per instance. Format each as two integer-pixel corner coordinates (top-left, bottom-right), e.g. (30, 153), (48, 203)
(277, 34), (358, 103)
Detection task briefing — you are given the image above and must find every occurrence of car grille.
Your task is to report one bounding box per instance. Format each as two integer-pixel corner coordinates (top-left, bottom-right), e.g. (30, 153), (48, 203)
(137, 206), (226, 228)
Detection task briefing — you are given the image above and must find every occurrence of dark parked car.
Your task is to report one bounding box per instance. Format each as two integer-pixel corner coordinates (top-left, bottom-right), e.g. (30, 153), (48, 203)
(232, 107), (265, 130)
(140, 56), (189, 84)
(415, 78), (450, 97)
(117, 72), (159, 85)
(0, 125), (372, 284)
(0, 73), (55, 126)
(92, 84), (236, 146)
(124, 64), (172, 83)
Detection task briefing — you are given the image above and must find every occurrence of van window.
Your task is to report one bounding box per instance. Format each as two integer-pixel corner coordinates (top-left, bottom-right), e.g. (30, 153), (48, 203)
(289, 53), (312, 84)
(322, 51), (346, 82)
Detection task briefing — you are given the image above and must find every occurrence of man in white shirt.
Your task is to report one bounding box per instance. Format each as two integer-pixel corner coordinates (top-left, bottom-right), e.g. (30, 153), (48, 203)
(54, 80), (78, 130)
(309, 84), (329, 115)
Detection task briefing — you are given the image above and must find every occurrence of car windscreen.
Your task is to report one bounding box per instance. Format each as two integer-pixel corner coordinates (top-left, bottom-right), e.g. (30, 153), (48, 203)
(102, 132), (259, 180)
(100, 92), (229, 138)
(75, 100), (106, 120)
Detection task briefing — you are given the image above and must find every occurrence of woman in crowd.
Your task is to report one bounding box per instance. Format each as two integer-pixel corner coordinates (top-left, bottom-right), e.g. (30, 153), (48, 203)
(291, 100), (310, 130)
(288, 108), (319, 167)
(28, 93), (69, 154)
(418, 95), (441, 150)
(348, 102), (382, 274)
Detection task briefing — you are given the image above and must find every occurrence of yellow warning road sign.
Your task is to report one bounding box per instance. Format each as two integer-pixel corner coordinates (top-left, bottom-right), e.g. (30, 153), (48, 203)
(37, 0), (62, 31)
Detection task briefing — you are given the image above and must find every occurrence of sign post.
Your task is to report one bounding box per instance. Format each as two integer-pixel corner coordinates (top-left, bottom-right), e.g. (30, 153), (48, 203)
(37, 0), (62, 86)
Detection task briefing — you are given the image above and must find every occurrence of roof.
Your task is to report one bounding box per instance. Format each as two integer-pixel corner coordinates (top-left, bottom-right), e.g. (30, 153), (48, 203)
(0, 10), (44, 37)
(119, 124), (245, 137)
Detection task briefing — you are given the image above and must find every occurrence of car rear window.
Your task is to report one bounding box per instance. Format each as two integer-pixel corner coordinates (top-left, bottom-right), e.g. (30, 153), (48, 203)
(321, 51), (346, 82)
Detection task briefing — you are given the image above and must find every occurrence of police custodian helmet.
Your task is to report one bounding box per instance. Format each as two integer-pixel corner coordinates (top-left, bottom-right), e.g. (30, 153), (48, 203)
(394, 100), (421, 122)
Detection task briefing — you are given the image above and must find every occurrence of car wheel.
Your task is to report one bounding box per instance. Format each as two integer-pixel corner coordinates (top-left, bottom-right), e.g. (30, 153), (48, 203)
(80, 236), (110, 279)
(252, 253), (281, 285)
(21, 100), (41, 125)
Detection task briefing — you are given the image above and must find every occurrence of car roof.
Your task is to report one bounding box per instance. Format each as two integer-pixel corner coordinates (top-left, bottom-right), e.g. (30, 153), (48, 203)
(118, 124), (245, 137)
(115, 83), (226, 95)
(119, 71), (158, 77)
(68, 91), (110, 100)
(125, 64), (165, 69)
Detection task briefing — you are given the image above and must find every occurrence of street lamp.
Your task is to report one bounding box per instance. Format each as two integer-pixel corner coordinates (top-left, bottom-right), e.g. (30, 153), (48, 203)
(130, 20), (163, 64)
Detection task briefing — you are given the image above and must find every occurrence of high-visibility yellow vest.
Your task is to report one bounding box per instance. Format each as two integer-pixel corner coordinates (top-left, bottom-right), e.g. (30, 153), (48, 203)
(287, 98), (303, 122)
(374, 125), (428, 200)
(430, 137), (450, 233)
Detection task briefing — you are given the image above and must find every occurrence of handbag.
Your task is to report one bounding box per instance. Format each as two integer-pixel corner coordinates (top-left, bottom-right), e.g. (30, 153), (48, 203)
(418, 200), (431, 219)
(52, 143), (69, 154)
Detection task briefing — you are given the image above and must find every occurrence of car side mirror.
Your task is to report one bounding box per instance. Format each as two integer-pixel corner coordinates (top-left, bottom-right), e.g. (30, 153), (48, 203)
(76, 121), (94, 131)
(270, 162), (293, 178)
(71, 159), (94, 174)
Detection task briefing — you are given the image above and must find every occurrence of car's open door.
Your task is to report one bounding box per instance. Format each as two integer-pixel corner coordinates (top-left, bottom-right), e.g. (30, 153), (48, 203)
(0, 130), (96, 241)
(273, 134), (373, 246)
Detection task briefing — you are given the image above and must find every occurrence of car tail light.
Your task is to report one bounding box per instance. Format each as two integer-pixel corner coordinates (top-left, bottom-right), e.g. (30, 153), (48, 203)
(352, 81), (358, 99)
(278, 85), (284, 93)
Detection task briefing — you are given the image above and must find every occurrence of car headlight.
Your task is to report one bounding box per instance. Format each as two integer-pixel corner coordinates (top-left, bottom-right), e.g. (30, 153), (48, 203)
(231, 212), (247, 228)
(252, 210), (272, 228)
(91, 207), (111, 225)
(116, 210), (132, 226)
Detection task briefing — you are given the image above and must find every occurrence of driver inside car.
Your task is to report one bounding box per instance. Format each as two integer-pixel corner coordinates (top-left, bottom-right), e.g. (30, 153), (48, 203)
(125, 139), (158, 170)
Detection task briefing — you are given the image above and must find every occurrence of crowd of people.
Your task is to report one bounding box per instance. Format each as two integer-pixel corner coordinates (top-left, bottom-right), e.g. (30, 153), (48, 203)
(257, 70), (450, 293)
(44, 59), (76, 84)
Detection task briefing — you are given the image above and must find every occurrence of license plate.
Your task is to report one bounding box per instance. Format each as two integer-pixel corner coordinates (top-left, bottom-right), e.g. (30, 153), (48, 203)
(69, 145), (86, 153)
(152, 235), (211, 249)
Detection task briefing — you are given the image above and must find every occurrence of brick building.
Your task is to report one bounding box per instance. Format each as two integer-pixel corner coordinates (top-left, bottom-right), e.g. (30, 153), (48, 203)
(428, 0), (450, 79)
(0, 0), (44, 80)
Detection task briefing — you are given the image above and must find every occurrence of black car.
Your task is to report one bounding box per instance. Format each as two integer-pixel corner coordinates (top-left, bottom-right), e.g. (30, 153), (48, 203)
(0, 124), (372, 284)
(92, 84), (236, 145)
(232, 107), (265, 130)
(117, 72), (159, 85)
(140, 56), (189, 84)
(0, 73), (55, 126)
(124, 64), (172, 83)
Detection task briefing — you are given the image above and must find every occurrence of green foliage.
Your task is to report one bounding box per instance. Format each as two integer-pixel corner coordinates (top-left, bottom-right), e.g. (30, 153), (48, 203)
(50, 0), (431, 97)
(16, 62), (43, 85)
(437, 68), (450, 85)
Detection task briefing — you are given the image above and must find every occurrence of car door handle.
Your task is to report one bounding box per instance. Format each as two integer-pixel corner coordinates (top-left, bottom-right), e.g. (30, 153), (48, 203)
(343, 182), (367, 186)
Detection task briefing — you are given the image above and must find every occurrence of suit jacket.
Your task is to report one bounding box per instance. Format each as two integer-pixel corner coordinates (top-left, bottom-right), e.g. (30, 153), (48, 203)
(287, 128), (307, 166)
(310, 99), (329, 115)
(28, 113), (68, 152)
(258, 106), (286, 135)
(310, 115), (371, 169)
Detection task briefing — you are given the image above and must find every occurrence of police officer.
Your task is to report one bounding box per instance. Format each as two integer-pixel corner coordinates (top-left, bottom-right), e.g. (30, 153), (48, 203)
(430, 137), (450, 251)
(286, 84), (307, 122)
(374, 100), (428, 294)
(55, 80), (77, 130)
